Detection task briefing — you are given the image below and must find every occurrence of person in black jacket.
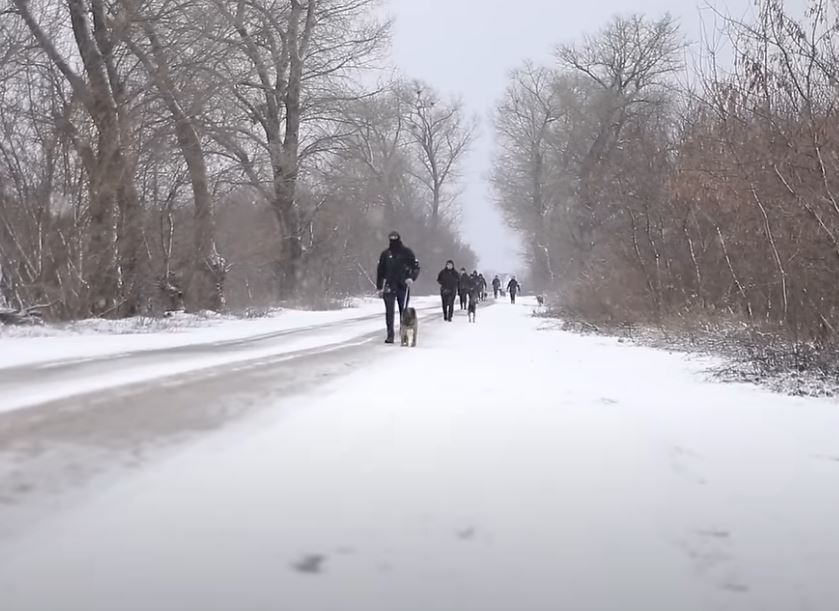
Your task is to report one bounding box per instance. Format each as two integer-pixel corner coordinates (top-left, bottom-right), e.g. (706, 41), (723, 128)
(492, 275), (501, 298)
(437, 260), (459, 322)
(469, 270), (480, 303)
(507, 276), (521, 304)
(377, 231), (421, 343)
(477, 273), (488, 301)
(457, 268), (471, 310)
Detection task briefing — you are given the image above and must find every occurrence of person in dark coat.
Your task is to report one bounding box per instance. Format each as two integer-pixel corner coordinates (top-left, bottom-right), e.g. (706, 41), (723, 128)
(492, 275), (501, 298)
(377, 231), (420, 343)
(507, 276), (521, 304)
(457, 268), (471, 310)
(477, 273), (488, 301)
(437, 260), (459, 322)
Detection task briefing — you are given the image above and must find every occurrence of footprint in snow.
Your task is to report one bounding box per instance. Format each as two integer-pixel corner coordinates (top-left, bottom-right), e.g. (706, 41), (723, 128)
(456, 527), (476, 540)
(292, 554), (326, 575)
(669, 445), (708, 485)
(721, 581), (750, 594)
(600, 397), (619, 405)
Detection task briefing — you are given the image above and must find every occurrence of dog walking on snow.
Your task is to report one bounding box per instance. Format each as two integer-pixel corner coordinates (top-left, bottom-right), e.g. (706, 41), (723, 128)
(467, 288), (479, 323)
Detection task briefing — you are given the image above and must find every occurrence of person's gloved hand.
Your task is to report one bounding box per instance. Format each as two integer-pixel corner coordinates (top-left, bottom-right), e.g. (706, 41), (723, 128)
(406, 278), (413, 286)
(376, 289), (384, 298)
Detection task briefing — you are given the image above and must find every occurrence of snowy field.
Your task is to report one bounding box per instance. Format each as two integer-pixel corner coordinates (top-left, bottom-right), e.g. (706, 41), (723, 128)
(1, 297), (838, 611)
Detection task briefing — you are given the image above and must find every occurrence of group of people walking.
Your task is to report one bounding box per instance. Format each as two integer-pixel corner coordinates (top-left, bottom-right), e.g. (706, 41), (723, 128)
(436, 264), (493, 321)
(375, 230), (523, 342)
(490, 275), (522, 302)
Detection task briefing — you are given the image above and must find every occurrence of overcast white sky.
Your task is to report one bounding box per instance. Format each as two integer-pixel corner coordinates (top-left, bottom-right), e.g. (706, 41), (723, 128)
(386, 0), (759, 272)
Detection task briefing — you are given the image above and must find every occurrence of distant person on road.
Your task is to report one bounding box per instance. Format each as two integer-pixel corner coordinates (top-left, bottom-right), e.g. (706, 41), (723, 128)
(470, 271), (480, 302)
(377, 231), (420, 344)
(437, 260), (459, 322)
(477, 273), (488, 301)
(507, 276), (521, 304)
(492, 275), (501, 298)
(458, 268), (471, 310)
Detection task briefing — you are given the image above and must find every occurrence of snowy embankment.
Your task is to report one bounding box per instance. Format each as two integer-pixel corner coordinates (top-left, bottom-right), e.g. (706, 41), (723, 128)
(0, 298), (378, 368)
(545, 313), (839, 398)
(0, 296), (439, 413)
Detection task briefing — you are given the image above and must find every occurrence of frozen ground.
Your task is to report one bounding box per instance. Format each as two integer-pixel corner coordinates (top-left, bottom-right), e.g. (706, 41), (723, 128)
(1, 297), (838, 611)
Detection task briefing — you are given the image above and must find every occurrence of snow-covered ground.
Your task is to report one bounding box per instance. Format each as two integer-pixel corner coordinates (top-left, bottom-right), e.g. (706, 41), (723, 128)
(1, 297), (838, 610)
(0, 297), (437, 369)
(0, 297), (439, 413)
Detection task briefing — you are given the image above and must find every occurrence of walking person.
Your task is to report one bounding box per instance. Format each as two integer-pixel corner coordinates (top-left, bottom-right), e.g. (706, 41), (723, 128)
(437, 260), (459, 322)
(376, 231), (420, 343)
(507, 276), (521, 304)
(492, 275), (501, 299)
(458, 268), (471, 310)
(469, 270), (480, 303)
(477, 273), (488, 301)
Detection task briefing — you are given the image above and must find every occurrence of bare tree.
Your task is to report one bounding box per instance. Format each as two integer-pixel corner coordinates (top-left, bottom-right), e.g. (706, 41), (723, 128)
(492, 62), (561, 285)
(0, 0), (479, 321)
(404, 82), (476, 233)
(211, 0), (389, 297)
(11, 0), (144, 316)
(121, 0), (226, 311)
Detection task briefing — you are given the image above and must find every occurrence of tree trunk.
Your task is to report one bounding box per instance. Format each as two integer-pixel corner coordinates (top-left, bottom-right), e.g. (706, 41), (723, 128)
(127, 14), (225, 311)
(15, 0), (140, 317)
(269, 0), (315, 298)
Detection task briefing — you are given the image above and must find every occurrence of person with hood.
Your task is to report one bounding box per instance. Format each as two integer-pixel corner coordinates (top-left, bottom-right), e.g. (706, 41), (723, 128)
(492, 275), (502, 298)
(437, 260), (459, 322)
(470, 270), (480, 302)
(507, 276), (521, 304)
(376, 231), (420, 343)
(457, 268), (472, 310)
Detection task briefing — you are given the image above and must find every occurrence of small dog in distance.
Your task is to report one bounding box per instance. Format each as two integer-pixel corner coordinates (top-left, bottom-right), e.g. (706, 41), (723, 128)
(400, 307), (418, 347)
(536, 295), (545, 307)
(467, 292), (478, 323)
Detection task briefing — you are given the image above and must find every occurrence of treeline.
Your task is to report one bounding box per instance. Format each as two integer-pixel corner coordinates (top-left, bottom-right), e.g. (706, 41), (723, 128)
(0, 0), (476, 319)
(494, 0), (839, 342)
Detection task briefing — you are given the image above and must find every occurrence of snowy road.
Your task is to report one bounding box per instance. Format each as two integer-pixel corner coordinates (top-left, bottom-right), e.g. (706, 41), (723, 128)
(2, 298), (839, 610)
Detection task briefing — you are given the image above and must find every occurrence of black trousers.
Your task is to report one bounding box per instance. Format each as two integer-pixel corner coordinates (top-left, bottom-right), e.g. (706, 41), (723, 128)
(494, 288), (500, 298)
(510, 290), (517, 304)
(441, 290), (456, 320)
(459, 292), (468, 309)
(384, 285), (407, 338)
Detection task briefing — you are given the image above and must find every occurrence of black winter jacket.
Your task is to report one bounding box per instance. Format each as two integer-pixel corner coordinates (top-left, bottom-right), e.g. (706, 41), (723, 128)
(437, 268), (460, 293)
(458, 273), (472, 294)
(376, 242), (420, 290)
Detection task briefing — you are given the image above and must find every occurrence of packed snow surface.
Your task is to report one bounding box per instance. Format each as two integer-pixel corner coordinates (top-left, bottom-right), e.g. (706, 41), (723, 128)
(1, 297), (838, 610)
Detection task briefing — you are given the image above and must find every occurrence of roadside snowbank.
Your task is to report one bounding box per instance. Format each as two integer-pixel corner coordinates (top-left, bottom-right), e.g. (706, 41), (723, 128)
(0, 297), (436, 370)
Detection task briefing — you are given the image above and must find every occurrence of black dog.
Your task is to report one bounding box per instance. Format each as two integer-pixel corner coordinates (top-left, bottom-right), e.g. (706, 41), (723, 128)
(400, 306), (418, 347)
